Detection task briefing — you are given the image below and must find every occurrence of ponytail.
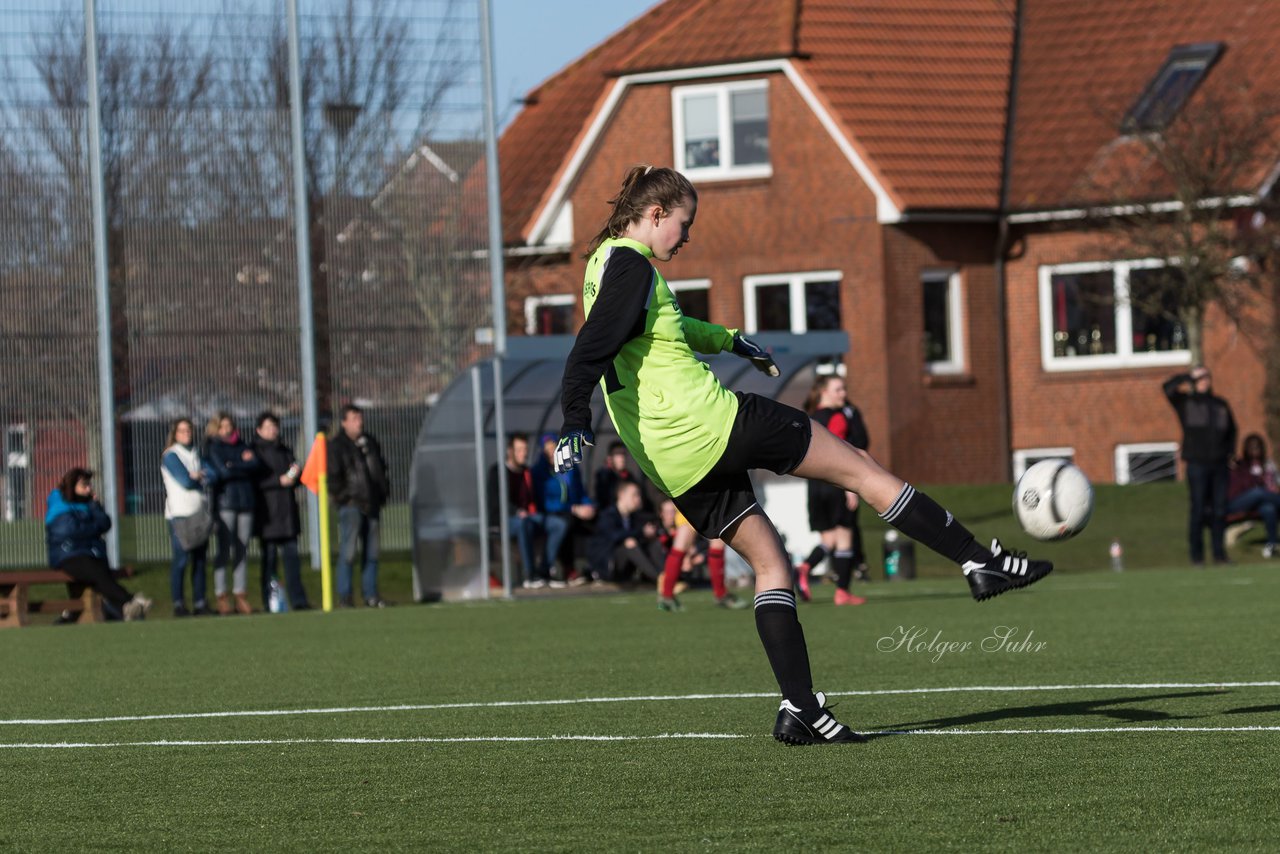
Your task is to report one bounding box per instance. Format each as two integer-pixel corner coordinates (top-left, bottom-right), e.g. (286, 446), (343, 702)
(583, 166), (697, 259)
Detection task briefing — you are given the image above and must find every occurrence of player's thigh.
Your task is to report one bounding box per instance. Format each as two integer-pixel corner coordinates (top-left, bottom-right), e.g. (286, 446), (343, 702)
(793, 422), (904, 512)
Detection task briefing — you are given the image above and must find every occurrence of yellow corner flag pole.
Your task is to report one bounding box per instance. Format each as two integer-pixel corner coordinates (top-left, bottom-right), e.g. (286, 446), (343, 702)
(300, 432), (333, 611)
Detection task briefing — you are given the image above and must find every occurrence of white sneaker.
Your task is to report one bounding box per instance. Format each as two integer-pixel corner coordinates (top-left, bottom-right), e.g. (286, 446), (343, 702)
(1264, 543), (1276, 559)
(522, 579), (547, 589)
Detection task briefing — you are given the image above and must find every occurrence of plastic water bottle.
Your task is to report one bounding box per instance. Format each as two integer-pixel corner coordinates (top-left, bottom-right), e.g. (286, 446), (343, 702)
(267, 578), (288, 613)
(1109, 539), (1124, 572)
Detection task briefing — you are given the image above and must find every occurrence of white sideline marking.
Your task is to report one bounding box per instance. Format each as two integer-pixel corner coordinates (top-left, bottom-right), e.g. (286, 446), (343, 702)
(3, 682), (1276, 727)
(0, 733), (748, 749)
(3, 726), (1280, 751)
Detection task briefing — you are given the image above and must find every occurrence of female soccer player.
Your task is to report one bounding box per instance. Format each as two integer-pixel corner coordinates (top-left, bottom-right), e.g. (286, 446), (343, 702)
(555, 166), (1052, 745)
(795, 375), (869, 606)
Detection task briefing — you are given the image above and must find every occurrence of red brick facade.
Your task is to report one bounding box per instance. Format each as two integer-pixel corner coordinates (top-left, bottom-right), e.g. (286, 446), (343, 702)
(1004, 226), (1276, 483)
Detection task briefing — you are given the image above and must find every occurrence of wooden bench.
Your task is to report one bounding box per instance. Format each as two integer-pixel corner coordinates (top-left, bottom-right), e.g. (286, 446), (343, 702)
(0, 570), (104, 629)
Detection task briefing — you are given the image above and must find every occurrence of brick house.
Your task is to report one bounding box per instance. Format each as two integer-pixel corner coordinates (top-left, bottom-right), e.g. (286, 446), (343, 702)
(495, 0), (1279, 485)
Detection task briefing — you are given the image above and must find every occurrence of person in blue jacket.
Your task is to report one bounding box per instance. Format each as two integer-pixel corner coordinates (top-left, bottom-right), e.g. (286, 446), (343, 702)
(531, 432), (595, 585)
(45, 467), (152, 621)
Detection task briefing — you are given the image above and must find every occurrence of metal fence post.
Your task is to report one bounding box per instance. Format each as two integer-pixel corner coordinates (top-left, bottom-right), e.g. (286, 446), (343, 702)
(84, 0), (119, 567)
(286, 0), (322, 567)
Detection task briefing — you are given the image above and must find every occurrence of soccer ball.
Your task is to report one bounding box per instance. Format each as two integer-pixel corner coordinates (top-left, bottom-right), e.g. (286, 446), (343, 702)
(1013, 459), (1094, 541)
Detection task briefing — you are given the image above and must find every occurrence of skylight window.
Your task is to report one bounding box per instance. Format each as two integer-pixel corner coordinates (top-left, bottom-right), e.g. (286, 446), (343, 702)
(1124, 43), (1224, 132)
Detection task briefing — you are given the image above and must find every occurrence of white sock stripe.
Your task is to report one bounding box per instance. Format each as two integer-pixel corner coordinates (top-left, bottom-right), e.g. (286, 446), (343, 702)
(754, 592), (796, 610)
(833, 550), (854, 559)
(879, 483), (915, 523)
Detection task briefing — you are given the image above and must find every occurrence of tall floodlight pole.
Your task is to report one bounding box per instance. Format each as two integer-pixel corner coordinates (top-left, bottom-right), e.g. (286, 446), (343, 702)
(84, 0), (119, 567)
(479, 0), (512, 597)
(286, 0), (322, 566)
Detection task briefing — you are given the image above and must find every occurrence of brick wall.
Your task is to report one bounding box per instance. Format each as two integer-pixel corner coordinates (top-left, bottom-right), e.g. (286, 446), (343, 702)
(881, 223), (1005, 483)
(1005, 225), (1276, 482)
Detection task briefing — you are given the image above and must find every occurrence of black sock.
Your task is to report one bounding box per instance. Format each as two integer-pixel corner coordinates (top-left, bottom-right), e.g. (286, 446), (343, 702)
(802, 545), (828, 569)
(753, 589), (817, 710)
(832, 549), (854, 590)
(879, 484), (992, 565)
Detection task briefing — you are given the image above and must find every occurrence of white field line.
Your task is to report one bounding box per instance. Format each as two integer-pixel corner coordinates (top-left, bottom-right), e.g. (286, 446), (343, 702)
(1, 682), (1277, 727)
(4, 726), (1280, 750)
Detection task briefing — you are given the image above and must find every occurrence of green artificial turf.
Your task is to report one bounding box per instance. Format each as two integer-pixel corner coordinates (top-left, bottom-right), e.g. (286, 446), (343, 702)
(2, 555), (1278, 851)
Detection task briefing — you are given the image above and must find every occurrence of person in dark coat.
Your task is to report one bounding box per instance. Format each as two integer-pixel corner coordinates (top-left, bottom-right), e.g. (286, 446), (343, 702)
(205, 413), (262, 613)
(328, 403), (391, 607)
(1164, 366), (1238, 565)
(44, 467), (152, 621)
(588, 480), (663, 583)
(252, 412), (310, 610)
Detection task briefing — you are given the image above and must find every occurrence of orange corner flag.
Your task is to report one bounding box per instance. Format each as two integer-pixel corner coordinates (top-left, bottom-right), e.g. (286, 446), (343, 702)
(300, 433), (327, 495)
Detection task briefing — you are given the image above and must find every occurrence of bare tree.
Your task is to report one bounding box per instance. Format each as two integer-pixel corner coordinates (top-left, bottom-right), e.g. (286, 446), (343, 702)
(1086, 83), (1280, 363)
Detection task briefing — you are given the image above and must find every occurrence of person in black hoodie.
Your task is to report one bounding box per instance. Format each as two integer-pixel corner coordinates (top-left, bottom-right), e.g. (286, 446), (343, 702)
(1164, 366), (1238, 565)
(252, 412), (311, 611)
(44, 467), (152, 621)
(328, 404), (390, 607)
(205, 412), (262, 614)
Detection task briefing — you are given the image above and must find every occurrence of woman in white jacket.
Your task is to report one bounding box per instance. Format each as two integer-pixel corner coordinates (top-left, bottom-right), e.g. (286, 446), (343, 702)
(162, 418), (212, 616)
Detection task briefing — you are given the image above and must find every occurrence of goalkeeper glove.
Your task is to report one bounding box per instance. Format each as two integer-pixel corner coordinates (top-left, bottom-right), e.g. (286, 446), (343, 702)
(731, 334), (780, 377)
(553, 429), (594, 473)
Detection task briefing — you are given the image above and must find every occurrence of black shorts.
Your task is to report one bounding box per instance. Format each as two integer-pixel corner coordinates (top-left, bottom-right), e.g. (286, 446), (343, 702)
(671, 392), (812, 538)
(808, 481), (857, 532)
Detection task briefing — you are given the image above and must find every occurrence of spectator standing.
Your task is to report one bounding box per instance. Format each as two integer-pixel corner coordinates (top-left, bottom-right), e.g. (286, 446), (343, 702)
(252, 412), (311, 610)
(329, 404), (390, 607)
(162, 417), (213, 616)
(588, 480), (664, 583)
(1227, 433), (1280, 559)
(205, 412), (260, 615)
(44, 467), (152, 621)
(532, 432), (595, 585)
(1164, 367), (1237, 565)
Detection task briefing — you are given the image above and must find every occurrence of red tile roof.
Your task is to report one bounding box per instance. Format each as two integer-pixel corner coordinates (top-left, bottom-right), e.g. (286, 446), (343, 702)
(1010, 0), (1280, 211)
(499, 0), (1015, 241)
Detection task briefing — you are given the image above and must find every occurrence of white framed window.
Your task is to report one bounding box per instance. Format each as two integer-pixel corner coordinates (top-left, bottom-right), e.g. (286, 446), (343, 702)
(524, 294), (575, 335)
(1039, 259), (1192, 371)
(922, 269), (965, 375)
(1115, 442), (1179, 484)
(672, 80), (770, 181)
(743, 271), (842, 333)
(668, 278), (711, 322)
(1012, 447), (1074, 480)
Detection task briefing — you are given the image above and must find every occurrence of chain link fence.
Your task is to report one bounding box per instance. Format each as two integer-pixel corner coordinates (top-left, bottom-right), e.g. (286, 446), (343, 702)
(0, 0), (493, 566)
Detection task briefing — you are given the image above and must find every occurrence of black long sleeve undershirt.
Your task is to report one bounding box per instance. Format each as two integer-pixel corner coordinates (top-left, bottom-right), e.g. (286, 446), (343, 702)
(559, 247), (653, 434)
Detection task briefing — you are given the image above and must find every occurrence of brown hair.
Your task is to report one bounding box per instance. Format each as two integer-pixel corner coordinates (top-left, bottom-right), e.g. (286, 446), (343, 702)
(1241, 432), (1268, 464)
(57, 467), (94, 502)
(583, 166), (697, 259)
(804, 376), (841, 415)
(166, 417), (195, 452)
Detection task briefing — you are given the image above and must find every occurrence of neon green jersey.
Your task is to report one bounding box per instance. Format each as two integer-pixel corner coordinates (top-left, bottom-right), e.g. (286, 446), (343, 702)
(576, 237), (739, 497)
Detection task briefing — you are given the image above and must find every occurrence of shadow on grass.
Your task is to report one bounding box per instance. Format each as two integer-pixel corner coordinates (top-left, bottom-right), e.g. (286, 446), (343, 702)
(1224, 704), (1280, 715)
(865, 690), (1229, 738)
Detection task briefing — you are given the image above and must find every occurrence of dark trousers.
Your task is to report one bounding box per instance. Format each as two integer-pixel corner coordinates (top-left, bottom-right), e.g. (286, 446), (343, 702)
(60, 555), (132, 609)
(1186, 461), (1229, 562)
(262, 538), (309, 609)
(611, 539), (666, 583)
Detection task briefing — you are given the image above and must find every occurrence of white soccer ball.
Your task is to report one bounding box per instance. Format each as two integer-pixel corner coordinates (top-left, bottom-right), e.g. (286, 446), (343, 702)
(1013, 459), (1094, 541)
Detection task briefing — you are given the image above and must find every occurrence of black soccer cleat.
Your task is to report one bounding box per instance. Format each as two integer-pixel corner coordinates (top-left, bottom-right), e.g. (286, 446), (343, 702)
(773, 692), (867, 746)
(963, 539), (1053, 602)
